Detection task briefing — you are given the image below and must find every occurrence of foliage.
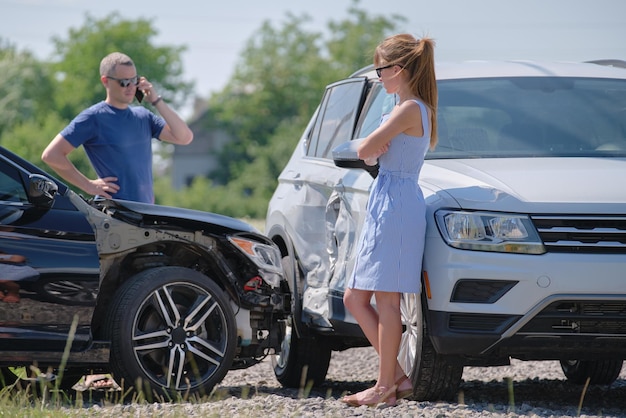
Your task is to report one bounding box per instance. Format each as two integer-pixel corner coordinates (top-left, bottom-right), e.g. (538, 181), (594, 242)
(51, 12), (192, 120)
(326, 4), (401, 71)
(183, 1), (404, 217)
(0, 112), (94, 178)
(156, 114), (307, 218)
(206, 13), (327, 185)
(0, 39), (55, 139)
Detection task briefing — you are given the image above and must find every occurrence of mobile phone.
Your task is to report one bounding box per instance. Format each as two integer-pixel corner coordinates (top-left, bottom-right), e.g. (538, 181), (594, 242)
(135, 88), (144, 103)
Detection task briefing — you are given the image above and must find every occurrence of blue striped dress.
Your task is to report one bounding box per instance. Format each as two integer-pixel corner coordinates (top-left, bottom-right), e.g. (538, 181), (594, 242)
(349, 99), (430, 293)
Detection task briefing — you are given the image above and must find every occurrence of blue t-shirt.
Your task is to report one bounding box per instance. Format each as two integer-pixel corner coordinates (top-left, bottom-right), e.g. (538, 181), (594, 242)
(61, 101), (166, 203)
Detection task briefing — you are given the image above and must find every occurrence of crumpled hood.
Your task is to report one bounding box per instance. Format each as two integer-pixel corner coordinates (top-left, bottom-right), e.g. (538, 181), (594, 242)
(106, 199), (258, 234)
(421, 157), (626, 214)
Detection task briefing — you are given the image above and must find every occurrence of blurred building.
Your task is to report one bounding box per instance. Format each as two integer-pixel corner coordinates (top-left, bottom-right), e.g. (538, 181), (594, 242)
(170, 102), (232, 189)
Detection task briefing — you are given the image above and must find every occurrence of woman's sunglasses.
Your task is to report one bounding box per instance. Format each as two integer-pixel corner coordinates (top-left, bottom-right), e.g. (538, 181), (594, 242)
(375, 64), (402, 77)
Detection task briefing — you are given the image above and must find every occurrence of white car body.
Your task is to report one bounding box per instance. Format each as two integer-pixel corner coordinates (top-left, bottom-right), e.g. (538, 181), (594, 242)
(266, 60), (626, 400)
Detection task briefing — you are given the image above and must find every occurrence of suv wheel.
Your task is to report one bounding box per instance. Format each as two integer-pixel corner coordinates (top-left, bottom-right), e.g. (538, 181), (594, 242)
(560, 359), (623, 385)
(272, 255), (331, 387)
(104, 266), (237, 396)
(399, 292), (463, 401)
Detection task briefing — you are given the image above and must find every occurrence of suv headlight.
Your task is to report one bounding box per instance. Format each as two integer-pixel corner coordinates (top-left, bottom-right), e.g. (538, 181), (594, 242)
(228, 236), (284, 286)
(435, 210), (546, 254)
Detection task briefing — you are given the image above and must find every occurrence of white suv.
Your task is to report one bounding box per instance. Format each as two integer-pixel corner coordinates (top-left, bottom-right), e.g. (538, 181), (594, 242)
(265, 60), (626, 400)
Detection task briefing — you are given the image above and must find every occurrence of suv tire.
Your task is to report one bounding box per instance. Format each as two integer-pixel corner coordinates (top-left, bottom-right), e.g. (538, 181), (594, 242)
(272, 255), (331, 387)
(560, 359), (623, 385)
(401, 292), (463, 401)
(104, 266), (237, 396)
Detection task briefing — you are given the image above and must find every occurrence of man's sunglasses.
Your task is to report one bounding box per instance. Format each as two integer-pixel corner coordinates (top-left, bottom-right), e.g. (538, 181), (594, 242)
(107, 75), (139, 87)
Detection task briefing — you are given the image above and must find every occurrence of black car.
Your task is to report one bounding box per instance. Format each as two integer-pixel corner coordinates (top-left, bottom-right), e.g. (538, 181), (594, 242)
(0, 146), (289, 396)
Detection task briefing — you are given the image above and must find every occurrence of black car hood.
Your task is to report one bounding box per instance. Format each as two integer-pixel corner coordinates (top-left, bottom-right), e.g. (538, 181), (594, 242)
(106, 199), (257, 234)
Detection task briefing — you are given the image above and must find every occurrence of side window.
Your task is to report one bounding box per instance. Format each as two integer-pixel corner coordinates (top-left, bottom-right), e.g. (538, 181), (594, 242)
(0, 160), (27, 203)
(308, 80), (367, 159)
(302, 106), (320, 156)
(357, 84), (397, 138)
(306, 96), (330, 157)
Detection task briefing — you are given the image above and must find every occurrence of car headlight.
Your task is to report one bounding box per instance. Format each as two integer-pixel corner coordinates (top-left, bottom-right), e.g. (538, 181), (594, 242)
(228, 236), (284, 286)
(435, 210), (546, 254)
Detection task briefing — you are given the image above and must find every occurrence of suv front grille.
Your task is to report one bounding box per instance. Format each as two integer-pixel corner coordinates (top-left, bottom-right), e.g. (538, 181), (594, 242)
(518, 300), (626, 336)
(532, 215), (626, 254)
(448, 313), (519, 333)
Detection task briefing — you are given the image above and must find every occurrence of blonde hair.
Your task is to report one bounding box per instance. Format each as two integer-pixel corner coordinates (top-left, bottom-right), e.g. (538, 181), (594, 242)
(374, 34), (438, 149)
(99, 52), (135, 77)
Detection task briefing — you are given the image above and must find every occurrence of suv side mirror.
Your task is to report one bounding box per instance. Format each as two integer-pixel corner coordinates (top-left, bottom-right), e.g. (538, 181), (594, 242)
(332, 140), (378, 178)
(28, 174), (58, 208)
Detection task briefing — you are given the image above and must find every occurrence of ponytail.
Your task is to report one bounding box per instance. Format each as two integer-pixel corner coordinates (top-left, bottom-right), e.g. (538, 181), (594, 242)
(408, 37), (438, 149)
(375, 34), (438, 149)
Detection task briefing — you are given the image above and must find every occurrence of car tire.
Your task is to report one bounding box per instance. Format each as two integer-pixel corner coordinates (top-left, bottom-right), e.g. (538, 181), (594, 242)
(560, 359), (623, 385)
(399, 292), (463, 401)
(272, 255), (331, 388)
(104, 266), (237, 397)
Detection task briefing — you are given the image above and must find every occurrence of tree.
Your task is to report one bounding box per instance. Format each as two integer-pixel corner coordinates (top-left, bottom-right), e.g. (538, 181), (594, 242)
(50, 12), (193, 120)
(180, 1), (404, 218)
(0, 39), (55, 139)
(206, 13), (328, 184)
(326, 4), (402, 72)
(0, 113), (95, 177)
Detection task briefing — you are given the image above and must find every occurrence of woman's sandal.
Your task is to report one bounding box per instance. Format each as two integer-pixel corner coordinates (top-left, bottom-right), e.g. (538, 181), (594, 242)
(82, 374), (120, 391)
(341, 384), (397, 407)
(395, 375), (413, 400)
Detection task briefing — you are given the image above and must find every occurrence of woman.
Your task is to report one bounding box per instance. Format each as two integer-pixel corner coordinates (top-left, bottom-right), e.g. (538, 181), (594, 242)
(341, 33), (438, 407)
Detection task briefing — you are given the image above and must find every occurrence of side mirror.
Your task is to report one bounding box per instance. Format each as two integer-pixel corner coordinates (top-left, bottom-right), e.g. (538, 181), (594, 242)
(332, 139), (378, 178)
(28, 174), (58, 208)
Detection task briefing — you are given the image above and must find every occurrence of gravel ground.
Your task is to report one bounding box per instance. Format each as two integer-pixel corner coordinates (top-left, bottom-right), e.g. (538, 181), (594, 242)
(69, 347), (626, 417)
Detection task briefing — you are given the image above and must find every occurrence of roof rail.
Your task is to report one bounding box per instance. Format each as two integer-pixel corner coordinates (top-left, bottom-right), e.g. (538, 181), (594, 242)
(349, 64), (374, 78)
(585, 59), (626, 69)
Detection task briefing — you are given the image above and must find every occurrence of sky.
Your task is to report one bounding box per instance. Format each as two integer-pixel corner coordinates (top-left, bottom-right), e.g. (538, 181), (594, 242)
(1, 0), (625, 116)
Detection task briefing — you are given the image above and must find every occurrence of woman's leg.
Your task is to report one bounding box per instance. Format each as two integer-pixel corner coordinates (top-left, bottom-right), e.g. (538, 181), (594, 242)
(374, 291), (402, 389)
(344, 288), (412, 385)
(343, 288), (411, 405)
(343, 288), (377, 345)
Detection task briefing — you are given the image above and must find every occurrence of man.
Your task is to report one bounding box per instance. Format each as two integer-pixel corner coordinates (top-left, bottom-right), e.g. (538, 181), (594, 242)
(42, 52), (193, 391)
(42, 52), (193, 203)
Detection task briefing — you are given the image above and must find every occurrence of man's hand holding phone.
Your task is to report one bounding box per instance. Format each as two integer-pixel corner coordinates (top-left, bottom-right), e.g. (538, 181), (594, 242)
(136, 76), (161, 105)
(135, 87), (144, 103)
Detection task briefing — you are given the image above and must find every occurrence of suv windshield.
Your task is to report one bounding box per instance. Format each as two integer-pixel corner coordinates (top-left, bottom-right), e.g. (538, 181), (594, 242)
(429, 77), (626, 158)
(400, 76), (626, 159)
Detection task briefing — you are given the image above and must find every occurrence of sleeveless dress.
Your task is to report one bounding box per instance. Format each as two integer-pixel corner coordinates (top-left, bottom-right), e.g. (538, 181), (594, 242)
(349, 99), (430, 293)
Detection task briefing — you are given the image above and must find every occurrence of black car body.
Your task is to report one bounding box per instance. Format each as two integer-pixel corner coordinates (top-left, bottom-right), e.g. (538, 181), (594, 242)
(0, 146), (289, 396)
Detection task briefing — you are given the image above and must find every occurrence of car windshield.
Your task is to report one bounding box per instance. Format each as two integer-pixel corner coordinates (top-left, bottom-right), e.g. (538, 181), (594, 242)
(426, 77), (626, 159)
